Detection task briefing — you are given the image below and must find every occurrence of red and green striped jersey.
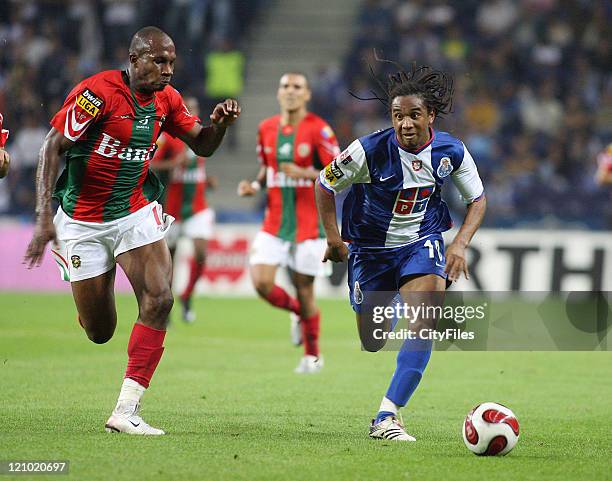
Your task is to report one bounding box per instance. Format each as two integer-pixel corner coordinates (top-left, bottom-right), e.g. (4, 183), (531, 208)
(153, 132), (208, 221)
(258, 112), (340, 242)
(50, 70), (198, 222)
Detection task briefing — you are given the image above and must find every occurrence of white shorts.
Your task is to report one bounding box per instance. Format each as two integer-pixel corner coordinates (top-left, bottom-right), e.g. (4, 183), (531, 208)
(51, 201), (173, 282)
(249, 231), (331, 277)
(166, 208), (215, 248)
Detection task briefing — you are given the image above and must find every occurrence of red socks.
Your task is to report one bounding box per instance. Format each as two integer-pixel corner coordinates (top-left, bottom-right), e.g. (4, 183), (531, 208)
(301, 311), (321, 357)
(182, 258), (205, 301)
(124, 323), (166, 388)
(264, 285), (300, 314)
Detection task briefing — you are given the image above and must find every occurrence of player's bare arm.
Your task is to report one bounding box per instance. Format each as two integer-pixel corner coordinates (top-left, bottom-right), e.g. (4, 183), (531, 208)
(445, 195), (487, 282)
(238, 165), (266, 196)
(206, 174), (219, 190)
(24, 128), (73, 268)
(180, 99), (241, 157)
(315, 179), (348, 262)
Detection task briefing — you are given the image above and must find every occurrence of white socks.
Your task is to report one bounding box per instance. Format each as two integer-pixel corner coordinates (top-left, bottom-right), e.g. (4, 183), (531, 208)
(115, 378), (146, 413)
(379, 396), (399, 416)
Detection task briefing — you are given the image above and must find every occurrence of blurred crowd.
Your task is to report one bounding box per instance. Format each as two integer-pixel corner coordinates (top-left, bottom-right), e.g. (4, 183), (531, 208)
(0, 0), (262, 217)
(1, 0), (611, 228)
(310, 0), (611, 228)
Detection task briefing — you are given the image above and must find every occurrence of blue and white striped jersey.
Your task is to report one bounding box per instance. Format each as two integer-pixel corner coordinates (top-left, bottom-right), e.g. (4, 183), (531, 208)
(319, 127), (484, 248)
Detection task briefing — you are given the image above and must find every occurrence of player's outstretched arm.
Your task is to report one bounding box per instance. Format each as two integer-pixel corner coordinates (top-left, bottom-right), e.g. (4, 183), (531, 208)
(445, 196), (487, 282)
(24, 128), (73, 268)
(181, 99), (241, 157)
(315, 179), (348, 263)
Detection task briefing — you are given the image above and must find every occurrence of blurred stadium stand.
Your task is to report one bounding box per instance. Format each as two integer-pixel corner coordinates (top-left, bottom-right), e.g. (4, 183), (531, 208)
(0, 0), (610, 228)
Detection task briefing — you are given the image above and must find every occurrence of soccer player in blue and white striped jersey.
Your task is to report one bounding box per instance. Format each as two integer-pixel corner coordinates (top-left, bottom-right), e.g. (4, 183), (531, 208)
(316, 62), (486, 441)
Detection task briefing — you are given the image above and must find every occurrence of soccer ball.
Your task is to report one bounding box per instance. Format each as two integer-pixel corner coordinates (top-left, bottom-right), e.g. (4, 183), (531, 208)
(462, 402), (519, 456)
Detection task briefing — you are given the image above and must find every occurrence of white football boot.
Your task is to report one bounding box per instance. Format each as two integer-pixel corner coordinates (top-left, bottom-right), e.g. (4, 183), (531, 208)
(369, 415), (416, 441)
(294, 354), (324, 374)
(290, 312), (302, 346)
(105, 402), (165, 435)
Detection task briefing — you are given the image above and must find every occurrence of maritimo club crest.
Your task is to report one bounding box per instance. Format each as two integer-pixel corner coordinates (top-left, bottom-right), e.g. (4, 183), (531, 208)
(71, 255), (81, 269)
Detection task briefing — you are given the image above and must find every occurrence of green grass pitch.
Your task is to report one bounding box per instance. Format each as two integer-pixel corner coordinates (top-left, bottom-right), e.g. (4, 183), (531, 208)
(1, 293), (610, 481)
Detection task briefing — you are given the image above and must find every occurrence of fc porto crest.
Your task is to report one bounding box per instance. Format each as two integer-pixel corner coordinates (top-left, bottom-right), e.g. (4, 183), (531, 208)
(437, 156), (453, 178)
(412, 160), (422, 171)
(353, 281), (363, 305)
(71, 255), (81, 269)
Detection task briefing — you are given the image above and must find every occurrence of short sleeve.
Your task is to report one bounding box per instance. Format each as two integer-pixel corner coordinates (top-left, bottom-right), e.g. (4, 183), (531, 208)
(319, 139), (371, 194)
(50, 82), (106, 142)
(314, 122), (341, 168)
(451, 143), (485, 203)
(162, 87), (199, 138)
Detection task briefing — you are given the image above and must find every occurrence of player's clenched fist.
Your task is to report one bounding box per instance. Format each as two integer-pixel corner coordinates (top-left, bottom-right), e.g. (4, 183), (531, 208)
(237, 179), (260, 197)
(210, 99), (241, 127)
(323, 239), (348, 263)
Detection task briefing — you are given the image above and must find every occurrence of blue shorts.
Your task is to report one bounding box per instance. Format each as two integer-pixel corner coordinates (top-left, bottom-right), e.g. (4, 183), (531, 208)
(347, 233), (447, 313)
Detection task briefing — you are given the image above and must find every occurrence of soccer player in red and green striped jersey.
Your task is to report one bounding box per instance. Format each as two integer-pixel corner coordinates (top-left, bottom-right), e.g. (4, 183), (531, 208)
(0, 113), (10, 178)
(238, 72), (340, 374)
(24, 27), (240, 435)
(153, 97), (217, 323)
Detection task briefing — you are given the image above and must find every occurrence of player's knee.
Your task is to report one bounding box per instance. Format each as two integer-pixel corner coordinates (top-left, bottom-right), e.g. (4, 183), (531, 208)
(86, 328), (114, 344)
(358, 327), (387, 352)
(295, 285), (313, 302)
(80, 315), (116, 344)
(358, 322), (388, 352)
(142, 288), (174, 321)
(253, 279), (273, 298)
(360, 335), (387, 352)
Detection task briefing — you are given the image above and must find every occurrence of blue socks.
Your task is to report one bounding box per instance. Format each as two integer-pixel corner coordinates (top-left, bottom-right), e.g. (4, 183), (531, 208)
(375, 410), (396, 424)
(383, 338), (432, 411)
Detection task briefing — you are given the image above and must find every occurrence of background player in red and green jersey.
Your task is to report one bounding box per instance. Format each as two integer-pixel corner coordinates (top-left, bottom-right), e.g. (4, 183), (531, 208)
(23, 27), (240, 435)
(153, 96), (218, 323)
(0, 113), (10, 178)
(238, 72), (340, 374)
(595, 143), (612, 185)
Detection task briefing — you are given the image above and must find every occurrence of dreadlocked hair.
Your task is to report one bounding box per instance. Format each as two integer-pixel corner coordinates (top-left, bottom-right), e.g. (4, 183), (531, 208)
(351, 53), (454, 117)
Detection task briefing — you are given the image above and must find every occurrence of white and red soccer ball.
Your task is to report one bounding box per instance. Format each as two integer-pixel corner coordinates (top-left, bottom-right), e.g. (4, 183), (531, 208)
(463, 402), (520, 455)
